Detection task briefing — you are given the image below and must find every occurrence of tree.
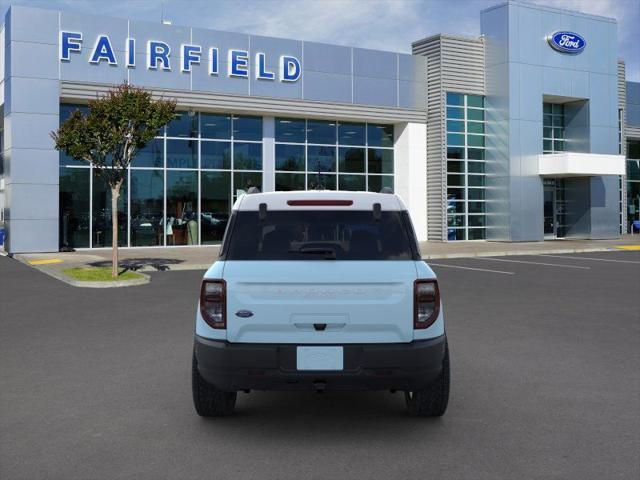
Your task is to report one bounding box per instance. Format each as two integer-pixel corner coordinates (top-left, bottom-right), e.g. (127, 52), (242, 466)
(52, 83), (176, 278)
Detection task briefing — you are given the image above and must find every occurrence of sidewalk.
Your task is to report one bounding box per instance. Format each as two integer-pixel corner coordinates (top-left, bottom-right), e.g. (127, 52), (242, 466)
(420, 235), (640, 259)
(10, 235), (640, 276)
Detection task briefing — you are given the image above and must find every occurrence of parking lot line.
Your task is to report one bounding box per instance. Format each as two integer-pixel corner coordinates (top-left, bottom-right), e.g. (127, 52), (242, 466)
(472, 257), (591, 269)
(28, 259), (63, 265)
(428, 263), (515, 275)
(540, 254), (640, 265)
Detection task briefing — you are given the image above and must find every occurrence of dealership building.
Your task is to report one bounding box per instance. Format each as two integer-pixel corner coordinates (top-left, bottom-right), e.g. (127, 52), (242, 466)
(0, 1), (639, 252)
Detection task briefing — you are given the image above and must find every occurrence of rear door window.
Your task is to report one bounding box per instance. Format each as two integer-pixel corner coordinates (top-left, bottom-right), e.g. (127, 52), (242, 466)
(225, 210), (415, 260)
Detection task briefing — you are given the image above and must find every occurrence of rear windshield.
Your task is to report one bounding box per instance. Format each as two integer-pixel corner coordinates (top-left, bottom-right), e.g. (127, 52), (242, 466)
(224, 210), (418, 260)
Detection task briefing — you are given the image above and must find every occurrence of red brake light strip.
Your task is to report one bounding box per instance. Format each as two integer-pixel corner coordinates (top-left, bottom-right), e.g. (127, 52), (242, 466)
(286, 200), (354, 206)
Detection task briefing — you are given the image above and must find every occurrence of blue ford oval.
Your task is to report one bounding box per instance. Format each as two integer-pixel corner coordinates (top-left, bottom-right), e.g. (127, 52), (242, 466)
(547, 31), (586, 54)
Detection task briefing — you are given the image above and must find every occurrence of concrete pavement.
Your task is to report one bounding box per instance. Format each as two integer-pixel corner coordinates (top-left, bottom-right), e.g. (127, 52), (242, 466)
(9, 235), (640, 279)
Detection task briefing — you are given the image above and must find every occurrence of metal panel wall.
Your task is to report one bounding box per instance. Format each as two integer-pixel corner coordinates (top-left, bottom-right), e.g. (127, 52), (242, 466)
(3, 6), (60, 252)
(55, 9), (427, 111)
(0, 24), (4, 106)
(412, 34), (485, 241)
(482, 1), (620, 241)
(60, 81), (426, 124)
(618, 62), (626, 109)
(439, 37), (485, 96)
(619, 61), (626, 151)
(618, 60), (626, 231)
(627, 125), (640, 139)
(413, 37), (444, 241)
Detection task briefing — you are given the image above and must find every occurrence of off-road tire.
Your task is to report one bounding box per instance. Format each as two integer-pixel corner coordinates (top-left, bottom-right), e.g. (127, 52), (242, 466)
(405, 342), (450, 417)
(192, 352), (237, 417)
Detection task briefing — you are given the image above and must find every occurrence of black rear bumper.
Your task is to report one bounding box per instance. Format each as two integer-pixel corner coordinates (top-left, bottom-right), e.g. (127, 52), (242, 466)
(194, 335), (447, 392)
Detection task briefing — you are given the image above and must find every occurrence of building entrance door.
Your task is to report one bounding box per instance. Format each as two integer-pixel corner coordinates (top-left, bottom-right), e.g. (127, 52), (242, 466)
(543, 179), (567, 238)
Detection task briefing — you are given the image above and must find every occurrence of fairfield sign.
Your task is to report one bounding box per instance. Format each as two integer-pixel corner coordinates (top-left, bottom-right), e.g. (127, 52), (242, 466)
(59, 31), (302, 82)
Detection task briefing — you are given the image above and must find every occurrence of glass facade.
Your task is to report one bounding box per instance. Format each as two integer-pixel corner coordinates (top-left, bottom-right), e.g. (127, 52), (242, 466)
(543, 103), (565, 154)
(445, 92), (486, 240)
(130, 169), (164, 247)
(274, 118), (394, 192)
(627, 140), (640, 233)
(58, 104), (262, 248)
(57, 107), (397, 248)
(59, 167), (90, 249)
(92, 169), (127, 247)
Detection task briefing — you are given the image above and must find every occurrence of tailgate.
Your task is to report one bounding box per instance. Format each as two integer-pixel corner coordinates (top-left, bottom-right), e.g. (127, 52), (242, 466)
(223, 260), (417, 344)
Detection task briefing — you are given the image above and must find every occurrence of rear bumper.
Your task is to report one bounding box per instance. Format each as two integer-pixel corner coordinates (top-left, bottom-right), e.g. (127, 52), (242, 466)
(194, 334), (447, 392)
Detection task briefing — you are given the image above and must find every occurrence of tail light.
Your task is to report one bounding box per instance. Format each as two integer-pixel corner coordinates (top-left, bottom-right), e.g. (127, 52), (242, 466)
(200, 279), (226, 329)
(414, 279), (440, 329)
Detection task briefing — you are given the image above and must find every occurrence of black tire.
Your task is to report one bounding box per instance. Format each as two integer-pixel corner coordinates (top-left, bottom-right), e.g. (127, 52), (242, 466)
(404, 342), (450, 417)
(192, 352), (237, 417)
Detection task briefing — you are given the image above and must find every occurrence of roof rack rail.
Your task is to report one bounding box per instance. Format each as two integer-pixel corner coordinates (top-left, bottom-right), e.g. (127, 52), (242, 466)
(380, 187), (393, 194)
(247, 187), (261, 194)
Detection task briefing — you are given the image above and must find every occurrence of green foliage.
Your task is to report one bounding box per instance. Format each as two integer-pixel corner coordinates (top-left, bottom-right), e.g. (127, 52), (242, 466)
(52, 83), (176, 187)
(62, 267), (144, 281)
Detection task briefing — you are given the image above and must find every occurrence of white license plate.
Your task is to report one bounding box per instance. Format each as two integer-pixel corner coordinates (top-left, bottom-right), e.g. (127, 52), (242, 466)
(296, 346), (344, 371)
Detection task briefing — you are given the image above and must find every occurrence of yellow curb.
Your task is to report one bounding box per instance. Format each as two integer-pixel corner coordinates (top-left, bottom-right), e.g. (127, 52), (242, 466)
(613, 245), (640, 251)
(29, 259), (63, 265)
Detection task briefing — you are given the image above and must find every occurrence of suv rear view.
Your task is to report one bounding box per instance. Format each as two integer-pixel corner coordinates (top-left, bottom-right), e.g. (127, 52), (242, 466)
(193, 191), (449, 416)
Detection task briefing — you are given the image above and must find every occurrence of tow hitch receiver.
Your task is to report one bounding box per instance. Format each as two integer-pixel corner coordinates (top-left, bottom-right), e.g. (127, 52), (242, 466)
(313, 381), (327, 393)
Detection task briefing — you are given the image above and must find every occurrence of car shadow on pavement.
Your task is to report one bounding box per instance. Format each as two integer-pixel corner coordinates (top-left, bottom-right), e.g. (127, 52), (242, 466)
(89, 257), (185, 272)
(196, 391), (446, 441)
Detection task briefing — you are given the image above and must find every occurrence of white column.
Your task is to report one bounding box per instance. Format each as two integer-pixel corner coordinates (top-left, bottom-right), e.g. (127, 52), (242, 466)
(262, 116), (275, 192)
(394, 122), (427, 241)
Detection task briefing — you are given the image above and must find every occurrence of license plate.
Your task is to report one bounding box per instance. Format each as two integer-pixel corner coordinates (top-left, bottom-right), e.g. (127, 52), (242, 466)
(296, 346), (343, 371)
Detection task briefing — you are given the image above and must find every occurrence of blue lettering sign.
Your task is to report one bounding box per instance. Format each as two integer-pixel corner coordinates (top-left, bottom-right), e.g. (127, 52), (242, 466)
(209, 48), (219, 75)
(181, 44), (201, 72)
(90, 35), (117, 65)
(229, 50), (249, 77)
(60, 31), (82, 61)
(280, 56), (301, 82)
(148, 41), (171, 70)
(59, 31), (303, 83)
(547, 31), (586, 54)
(126, 38), (135, 67)
(256, 53), (275, 80)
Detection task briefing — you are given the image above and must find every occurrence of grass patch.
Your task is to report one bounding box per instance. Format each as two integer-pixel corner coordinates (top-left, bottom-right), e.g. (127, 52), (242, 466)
(62, 267), (144, 282)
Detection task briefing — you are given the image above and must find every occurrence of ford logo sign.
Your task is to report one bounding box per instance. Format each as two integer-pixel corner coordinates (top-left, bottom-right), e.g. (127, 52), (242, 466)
(547, 31), (586, 54)
(235, 310), (254, 318)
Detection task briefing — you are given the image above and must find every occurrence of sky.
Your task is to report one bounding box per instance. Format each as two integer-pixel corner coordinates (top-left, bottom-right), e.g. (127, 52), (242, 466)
(1, 0), (638, 80)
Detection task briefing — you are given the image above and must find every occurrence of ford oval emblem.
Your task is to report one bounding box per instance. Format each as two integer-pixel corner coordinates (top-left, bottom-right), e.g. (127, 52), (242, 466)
(235, 310), (254, 318)
(547, 31), (586, 54)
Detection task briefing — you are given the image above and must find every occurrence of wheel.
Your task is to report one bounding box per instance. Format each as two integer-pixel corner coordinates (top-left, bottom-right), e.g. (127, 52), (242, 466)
(405, 342), (450, 417)
(192, 351), (237, 417)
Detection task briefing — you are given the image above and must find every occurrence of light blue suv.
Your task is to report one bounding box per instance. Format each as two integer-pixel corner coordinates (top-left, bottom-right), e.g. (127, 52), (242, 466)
(192, 190), (449, 416)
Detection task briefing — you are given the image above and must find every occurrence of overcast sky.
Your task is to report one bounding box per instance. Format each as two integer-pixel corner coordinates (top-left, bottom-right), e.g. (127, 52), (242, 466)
(1, 0), (638, 80)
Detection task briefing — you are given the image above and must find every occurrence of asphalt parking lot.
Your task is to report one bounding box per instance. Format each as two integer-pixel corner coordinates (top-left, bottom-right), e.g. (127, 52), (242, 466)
(1, 250), (639, 480)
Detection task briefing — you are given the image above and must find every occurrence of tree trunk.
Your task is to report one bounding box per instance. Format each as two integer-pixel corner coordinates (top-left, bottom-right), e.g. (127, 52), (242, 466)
(111, 184), (121, 279)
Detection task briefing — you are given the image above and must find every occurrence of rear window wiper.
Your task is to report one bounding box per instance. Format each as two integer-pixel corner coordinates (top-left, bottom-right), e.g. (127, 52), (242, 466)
(290, 247), (337, 259)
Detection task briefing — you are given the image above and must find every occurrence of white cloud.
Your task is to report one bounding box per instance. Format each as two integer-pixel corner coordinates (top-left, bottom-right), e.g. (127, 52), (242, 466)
(192, 0), (426, 52)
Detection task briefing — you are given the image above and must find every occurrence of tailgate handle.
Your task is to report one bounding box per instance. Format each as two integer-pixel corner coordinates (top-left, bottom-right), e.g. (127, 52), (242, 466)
(293, 322), (346, 330)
